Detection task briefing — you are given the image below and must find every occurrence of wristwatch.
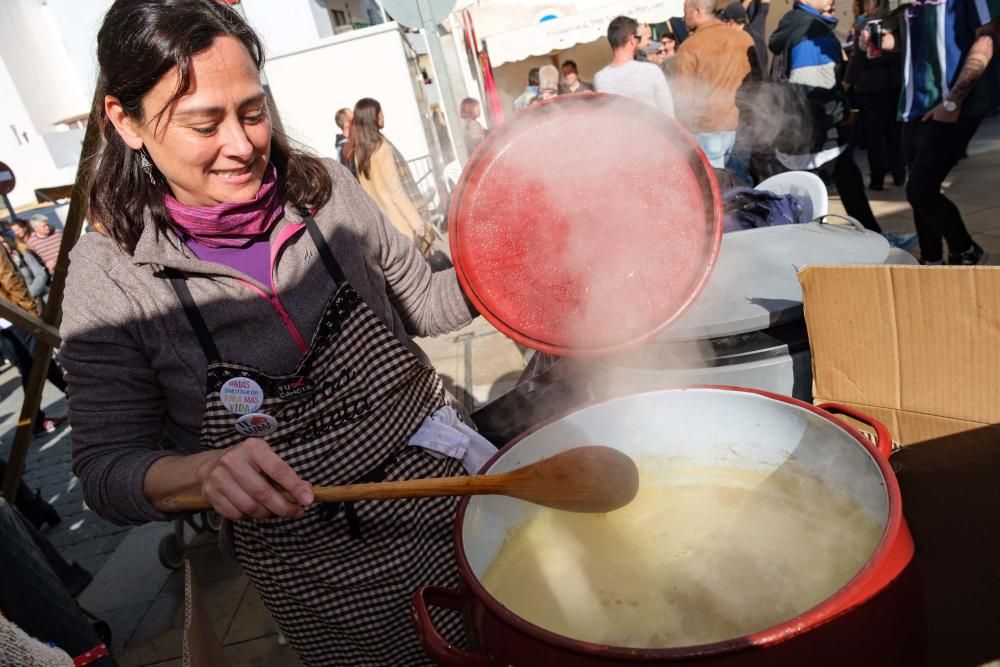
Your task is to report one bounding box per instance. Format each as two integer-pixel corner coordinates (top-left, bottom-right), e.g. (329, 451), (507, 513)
(942, 99), (959, 112)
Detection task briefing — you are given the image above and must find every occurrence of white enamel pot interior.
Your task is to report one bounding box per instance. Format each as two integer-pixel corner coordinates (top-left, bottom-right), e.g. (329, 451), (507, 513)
(456, 387), (894, 646)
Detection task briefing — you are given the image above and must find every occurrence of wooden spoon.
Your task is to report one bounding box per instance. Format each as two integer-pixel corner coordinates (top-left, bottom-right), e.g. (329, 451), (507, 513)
(159, 446), (639, 514)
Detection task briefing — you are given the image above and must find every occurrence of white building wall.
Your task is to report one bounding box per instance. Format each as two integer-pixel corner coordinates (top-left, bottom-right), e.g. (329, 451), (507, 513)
(240, 0), (329, 58)
(44, 0), (113, 97)
(0, 0), (411, 210)
(0, 0), (90, 132)
(0, 58), (79, 208)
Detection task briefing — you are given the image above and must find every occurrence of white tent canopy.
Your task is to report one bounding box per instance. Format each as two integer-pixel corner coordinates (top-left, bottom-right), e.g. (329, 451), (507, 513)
(470, 0), (684, 67)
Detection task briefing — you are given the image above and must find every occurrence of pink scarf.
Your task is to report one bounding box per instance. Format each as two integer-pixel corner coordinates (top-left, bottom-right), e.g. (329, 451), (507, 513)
(164, 163), (284, 248)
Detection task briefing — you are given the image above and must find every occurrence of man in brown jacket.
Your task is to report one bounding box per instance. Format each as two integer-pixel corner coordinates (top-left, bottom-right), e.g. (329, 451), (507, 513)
(674, 0), (757, 169)
(0, 241), (40, 316)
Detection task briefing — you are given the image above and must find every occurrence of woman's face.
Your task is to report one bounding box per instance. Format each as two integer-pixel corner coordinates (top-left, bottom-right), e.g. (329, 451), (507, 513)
(107, 36), (271, 207)
(376, 110), (384, 129)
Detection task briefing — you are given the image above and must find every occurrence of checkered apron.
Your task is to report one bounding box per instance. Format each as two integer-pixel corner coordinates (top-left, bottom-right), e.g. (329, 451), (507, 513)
(167, 216), (465, 666)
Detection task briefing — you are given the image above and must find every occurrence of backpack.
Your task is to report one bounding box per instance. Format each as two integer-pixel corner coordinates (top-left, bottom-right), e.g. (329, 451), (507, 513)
(722, 187), (803, 232)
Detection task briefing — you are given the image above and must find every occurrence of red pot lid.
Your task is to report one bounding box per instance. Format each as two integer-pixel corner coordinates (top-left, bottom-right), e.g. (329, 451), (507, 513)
(449, 93), (722, 356)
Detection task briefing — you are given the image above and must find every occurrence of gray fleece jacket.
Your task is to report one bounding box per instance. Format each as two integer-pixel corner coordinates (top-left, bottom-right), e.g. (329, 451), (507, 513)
(61, 160), (475, 526)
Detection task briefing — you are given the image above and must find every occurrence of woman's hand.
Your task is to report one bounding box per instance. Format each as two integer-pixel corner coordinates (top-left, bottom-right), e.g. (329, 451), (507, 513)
(196, 438), (314, 520)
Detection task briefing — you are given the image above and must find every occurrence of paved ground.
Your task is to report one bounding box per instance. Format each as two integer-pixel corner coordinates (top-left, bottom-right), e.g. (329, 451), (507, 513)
(3, 117), (998, 665)
(0, 369), (131, 577)
(835, 115), (1000, 261)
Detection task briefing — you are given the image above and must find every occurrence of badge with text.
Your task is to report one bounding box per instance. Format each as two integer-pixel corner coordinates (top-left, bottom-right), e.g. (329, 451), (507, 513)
(220, 377), (264, 414)
(276, 376), (317, 400)
(234, 412), (279, 438)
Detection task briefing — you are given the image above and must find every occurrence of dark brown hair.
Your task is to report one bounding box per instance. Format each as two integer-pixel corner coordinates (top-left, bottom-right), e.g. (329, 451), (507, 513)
(351, 98), (383, 180)
(608, 16), (639, 49)
(88, 0), (332, 255)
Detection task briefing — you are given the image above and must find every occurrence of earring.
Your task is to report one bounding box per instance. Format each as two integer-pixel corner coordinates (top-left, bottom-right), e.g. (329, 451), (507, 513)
(138, 149), (156, 185)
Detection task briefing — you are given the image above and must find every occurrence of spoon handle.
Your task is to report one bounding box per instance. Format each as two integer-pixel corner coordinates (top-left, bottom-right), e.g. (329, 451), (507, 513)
(158, 473), (508, 513)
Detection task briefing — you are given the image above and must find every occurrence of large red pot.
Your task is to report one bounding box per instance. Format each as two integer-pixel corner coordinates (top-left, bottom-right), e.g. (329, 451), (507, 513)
(414, 387), (923, 666)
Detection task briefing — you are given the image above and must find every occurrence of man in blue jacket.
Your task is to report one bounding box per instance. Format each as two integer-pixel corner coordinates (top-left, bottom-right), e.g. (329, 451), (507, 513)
(769, 0), (917, 250)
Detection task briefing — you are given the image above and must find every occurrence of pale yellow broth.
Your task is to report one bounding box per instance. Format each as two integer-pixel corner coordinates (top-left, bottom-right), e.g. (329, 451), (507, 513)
(480, 465), (884, 648)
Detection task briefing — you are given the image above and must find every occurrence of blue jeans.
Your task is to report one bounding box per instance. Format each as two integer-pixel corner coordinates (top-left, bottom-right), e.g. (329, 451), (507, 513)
(695, 131), (737, 169)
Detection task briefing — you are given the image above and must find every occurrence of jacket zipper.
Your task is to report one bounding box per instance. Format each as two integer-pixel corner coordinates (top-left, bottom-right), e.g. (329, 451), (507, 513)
(239, 280), (309, 355)
(239, 220), (310, 355)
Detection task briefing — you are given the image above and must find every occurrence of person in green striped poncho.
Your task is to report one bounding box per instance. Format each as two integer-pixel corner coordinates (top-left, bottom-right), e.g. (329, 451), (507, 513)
(863, 1), (1000, 264)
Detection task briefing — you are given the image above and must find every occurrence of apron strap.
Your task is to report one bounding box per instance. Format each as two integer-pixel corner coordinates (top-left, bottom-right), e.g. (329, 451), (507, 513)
(164, 268), (222, 364)
(302, 214), (348, 287)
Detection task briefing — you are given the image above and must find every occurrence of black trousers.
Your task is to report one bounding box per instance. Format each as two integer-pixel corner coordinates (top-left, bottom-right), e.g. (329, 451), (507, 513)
(0, 498), (113, 665)
(902, 117), (982, 262)
(857, 87), (905, 185)
(0, 461), (83, 590)
(814, 148), (882, 233)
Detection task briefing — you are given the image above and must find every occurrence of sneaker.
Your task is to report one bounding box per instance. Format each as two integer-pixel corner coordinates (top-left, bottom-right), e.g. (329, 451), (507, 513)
(919, 258), (945, 265)
(33, 415), (69, 436)
(882, 230), (919, 251)
(948, 242), (988, 265)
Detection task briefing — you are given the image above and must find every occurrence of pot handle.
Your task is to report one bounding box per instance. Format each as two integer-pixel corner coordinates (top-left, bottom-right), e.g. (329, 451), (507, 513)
(817, 402), (892, 459)
(413, 586), (491, 667)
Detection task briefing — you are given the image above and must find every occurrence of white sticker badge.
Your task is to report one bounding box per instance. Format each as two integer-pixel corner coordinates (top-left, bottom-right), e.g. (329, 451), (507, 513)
(219, 377), (264, 414)
(235, 412), (279, 438)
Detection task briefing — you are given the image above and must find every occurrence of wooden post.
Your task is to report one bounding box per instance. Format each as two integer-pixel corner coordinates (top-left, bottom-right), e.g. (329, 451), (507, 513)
(1, 102), (103, 502)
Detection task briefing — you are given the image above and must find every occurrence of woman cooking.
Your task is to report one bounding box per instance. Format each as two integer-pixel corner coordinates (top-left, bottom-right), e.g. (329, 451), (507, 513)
(62, 0), (480, 664)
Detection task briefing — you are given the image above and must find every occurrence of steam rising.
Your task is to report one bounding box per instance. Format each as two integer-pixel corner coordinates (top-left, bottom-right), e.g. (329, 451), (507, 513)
(470, 84), (803, 422)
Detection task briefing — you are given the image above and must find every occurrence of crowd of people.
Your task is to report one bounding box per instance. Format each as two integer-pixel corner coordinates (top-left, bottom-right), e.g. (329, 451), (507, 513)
(0, 215), (69, 437)
(508, 0), (999, 263)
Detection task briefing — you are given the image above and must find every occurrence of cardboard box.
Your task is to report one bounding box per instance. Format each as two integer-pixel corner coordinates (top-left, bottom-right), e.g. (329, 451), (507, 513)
(801, 265), (1000, 667)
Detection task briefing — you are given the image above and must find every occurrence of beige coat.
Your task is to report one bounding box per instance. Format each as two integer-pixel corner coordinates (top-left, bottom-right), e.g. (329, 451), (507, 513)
(357, 141), (427, 241)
